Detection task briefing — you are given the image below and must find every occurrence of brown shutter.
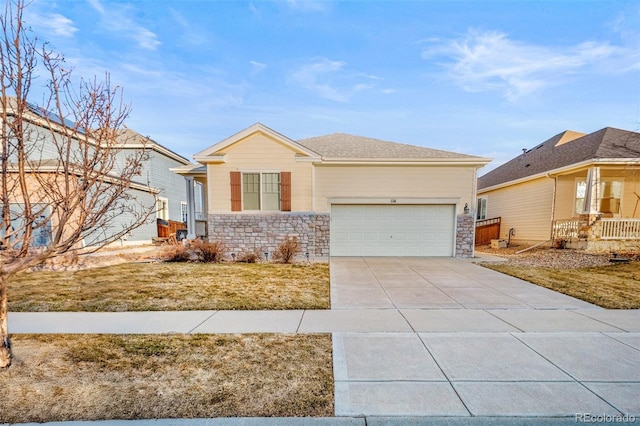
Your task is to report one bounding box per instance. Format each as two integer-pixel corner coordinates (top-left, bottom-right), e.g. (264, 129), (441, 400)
(281, 171), (291, 212)
(230, 171), (242, 211)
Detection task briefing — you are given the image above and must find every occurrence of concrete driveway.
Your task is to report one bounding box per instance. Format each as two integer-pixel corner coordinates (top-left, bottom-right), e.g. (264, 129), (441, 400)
(331, 257), (640, 418)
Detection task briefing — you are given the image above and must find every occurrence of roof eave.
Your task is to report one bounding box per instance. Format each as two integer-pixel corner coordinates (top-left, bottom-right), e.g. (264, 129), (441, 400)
(170, 163), (207, 175)
(121, 142), (191, 165)
(478, 158), (639, 193)
(319, 157), (492, 166)
(193, 154), (226, 164)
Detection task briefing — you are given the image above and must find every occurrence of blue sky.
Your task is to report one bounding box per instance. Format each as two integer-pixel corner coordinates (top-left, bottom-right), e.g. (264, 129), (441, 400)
(24, 0), (640, 173)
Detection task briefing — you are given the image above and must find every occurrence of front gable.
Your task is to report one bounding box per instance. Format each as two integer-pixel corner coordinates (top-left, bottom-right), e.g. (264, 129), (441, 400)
(203, 124), (316, 212)
(194, 123), (320, 164)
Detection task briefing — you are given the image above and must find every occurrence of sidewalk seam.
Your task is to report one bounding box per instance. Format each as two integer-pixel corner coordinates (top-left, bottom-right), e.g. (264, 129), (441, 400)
(187, 311), (218, 334)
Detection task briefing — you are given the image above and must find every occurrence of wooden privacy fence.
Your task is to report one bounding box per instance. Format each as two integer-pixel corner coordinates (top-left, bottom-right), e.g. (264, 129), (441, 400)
(475, 217), (501, 245)
(157, 219), (188, 239)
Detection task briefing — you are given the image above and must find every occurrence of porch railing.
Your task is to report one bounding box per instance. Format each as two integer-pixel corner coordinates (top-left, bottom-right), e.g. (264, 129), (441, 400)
(600, 218), (640, 240)
(552, 219), (579, 240)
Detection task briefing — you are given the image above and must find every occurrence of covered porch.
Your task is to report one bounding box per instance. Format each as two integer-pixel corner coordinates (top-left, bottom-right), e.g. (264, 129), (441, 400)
(170, 164), (208, 240)
(551, 165), (640, 251)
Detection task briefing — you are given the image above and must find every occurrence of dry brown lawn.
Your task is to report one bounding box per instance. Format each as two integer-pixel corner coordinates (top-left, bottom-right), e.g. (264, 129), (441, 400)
(0, 334), (333, 423)
(9, 262), (330, 311)
(483, 261), (640, 309)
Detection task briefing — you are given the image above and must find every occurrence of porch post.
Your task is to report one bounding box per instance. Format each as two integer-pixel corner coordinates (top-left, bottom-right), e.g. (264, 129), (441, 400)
(582, 166), (601, 214)
(185, 176), (196, 239)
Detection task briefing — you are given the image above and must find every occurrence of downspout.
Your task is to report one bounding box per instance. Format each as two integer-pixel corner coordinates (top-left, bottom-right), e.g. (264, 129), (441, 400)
(471, 166), (480, 258)
(548, 173), (556, 246)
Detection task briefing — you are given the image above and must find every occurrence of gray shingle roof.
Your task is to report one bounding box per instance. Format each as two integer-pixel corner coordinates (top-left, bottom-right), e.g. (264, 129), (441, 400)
(297, 133), (481, 160)
(478, 127), (640, 190)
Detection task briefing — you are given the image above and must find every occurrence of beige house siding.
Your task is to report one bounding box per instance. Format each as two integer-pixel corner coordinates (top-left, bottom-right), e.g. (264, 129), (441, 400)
(554, 169), (640, 220)
(313, 164), (476, 213)
(206, 133), (313, 213)
(622, 174), (640, 217)
(481, 177), (555, 242)
(554, 175), (578, 220)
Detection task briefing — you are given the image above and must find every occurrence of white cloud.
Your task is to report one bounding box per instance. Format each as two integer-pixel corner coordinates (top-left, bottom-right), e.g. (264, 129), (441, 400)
(422, 29), (630, 101)
(87, 0), (105, 15)
(285, 0), (331, 13)
(24, 11), (78, 38)
(169, 8), (207, 47)
(290, 57), (376, 102)
(89, 0), (161, 51)
(250, 60), (267, 75)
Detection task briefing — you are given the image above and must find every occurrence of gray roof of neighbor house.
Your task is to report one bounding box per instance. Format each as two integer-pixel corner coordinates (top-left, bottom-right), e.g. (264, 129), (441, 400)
(478, 127), (640, 190)
(116, 128), (192, 165)
(297, 132), (482, 160)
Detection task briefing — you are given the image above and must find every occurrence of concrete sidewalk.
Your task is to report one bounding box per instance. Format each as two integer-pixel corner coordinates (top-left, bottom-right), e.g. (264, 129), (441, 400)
(9, 308), (640, 334)
(11, 417), (604, 425)
(7, 257), (640, 423)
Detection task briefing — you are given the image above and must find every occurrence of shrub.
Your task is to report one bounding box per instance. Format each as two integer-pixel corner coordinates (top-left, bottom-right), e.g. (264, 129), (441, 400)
(161, 244), (191, 262)
(191, 240), (226, 263)
(234, 249), (263, 263)
(272, 236), (300, 264)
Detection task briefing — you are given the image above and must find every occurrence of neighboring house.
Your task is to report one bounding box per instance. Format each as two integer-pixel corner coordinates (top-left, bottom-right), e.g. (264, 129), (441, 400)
(173, 123), (490, 258)
(115, 129), (193, 244)
(1, 98), (192, 248)
(477, 127), (640, 251)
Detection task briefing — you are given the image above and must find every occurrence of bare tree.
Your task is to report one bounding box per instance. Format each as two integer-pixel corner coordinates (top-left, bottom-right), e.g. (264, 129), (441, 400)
(0, 0), (155, 367)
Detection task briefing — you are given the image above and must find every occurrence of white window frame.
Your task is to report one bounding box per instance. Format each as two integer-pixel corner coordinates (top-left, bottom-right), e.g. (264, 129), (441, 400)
(156, 197), (169, 220)
(476, 197), (487, 220)
(241, 171), (281, 211)
(194, 181), (204, 220)
(574, 179), (588, 215)
(574, 177), (624, 215)
(180, 201), (188, 223)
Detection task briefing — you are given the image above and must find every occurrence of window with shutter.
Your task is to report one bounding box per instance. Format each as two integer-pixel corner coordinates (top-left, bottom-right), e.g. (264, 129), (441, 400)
(230, 171), (242, 211)
(231, 171), (291, 211)
(281, 171), (291, 211)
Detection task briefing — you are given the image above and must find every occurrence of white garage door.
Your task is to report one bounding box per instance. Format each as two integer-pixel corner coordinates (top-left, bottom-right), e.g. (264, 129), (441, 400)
(330, 204), (455, 257)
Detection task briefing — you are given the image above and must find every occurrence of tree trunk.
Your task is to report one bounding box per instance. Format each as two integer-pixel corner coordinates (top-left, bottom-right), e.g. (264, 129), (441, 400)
(0, 274), (11, 368)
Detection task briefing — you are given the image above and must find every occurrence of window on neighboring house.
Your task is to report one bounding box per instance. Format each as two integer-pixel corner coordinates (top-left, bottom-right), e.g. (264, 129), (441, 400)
(231, 171), (291, 212)
(575, 181), (587, 214)
(575, 179), (623, 215)
(600, 180), (622, 214)
(180, 202), (188, 223)
(0, 204), (53, 248)
(476, 198), (487, 220)
(156, 197), (169, 220)
(194, 181), (204, 220)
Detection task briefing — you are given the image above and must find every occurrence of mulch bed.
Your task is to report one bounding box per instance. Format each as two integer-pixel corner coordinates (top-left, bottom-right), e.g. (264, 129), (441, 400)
(476, 244), (616, 269)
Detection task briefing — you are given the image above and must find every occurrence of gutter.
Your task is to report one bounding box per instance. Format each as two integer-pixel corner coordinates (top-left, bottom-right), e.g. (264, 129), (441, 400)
(478, 158), (634, 194)
(316, 157), (492, 166)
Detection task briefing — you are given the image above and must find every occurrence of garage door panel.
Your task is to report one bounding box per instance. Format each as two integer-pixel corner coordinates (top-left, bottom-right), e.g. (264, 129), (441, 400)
(331, 204), (455, 257)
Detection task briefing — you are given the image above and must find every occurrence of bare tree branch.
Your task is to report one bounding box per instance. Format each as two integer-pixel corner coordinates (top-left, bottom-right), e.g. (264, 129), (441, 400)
(0, 0), (156, 368)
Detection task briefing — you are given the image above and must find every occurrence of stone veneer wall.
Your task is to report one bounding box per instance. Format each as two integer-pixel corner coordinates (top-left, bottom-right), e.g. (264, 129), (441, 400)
(208, 213), (330, 260)
(208, 212), (474, 259)
(456, 214), (475, 258)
